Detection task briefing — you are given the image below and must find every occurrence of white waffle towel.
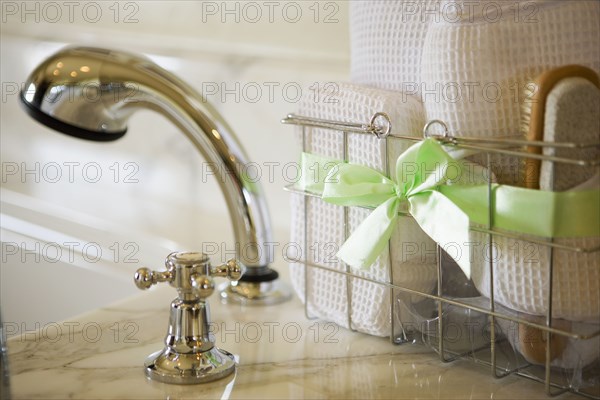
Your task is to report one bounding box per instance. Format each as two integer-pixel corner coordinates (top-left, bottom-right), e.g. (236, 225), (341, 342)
(289, 82), (438, 337)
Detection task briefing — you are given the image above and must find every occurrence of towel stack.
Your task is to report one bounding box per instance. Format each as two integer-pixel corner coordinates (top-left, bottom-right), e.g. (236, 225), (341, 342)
(290, 0), (600, 340)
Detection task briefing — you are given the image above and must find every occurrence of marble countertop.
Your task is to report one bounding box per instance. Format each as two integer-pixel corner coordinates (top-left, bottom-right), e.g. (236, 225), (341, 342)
(7, 267), (580, 400)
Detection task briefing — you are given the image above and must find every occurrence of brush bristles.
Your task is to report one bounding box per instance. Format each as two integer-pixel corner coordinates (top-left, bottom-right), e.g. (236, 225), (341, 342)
(519, 79), (538, 139)
(518, 78), (538, 187)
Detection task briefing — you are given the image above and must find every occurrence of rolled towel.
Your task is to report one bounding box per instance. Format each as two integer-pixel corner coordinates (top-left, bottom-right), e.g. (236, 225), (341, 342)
(350, 0), (438, 98)
(421, 0), (600, 184)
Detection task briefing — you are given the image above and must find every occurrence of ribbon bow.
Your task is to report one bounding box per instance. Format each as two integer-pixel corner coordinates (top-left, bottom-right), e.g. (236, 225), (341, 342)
(299, 139), (599, 279)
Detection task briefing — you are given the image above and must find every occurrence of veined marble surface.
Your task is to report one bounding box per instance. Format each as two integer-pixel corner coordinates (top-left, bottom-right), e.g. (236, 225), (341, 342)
(6, 268), (581, 400)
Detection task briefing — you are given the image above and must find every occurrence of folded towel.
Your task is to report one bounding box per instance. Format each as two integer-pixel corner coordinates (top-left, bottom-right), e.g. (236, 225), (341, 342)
(289, 82), (436, 337)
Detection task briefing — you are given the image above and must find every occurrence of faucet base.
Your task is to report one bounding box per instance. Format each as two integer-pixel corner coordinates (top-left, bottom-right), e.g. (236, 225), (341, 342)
(219, 279), (291, 306)
(143, 347), (236, 385)
(136, 253), (241, 385)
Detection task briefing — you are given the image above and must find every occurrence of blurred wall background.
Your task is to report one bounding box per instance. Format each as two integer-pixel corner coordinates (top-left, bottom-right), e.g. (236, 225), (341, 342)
(1, 0), (350, 245)
(0, 0), (350, 325)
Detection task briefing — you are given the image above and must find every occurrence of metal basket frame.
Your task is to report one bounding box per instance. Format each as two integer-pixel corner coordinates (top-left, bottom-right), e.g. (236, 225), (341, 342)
(282, 112), (600, 398)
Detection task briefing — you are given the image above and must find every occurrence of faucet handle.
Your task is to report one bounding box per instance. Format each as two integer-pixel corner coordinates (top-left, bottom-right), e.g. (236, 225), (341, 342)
(211, 259), (244, 281)
(133, 251), (238, 384)
(190, 259), (243, 300)
(133, 252), (244, 294)
(134, 267), (174, 290)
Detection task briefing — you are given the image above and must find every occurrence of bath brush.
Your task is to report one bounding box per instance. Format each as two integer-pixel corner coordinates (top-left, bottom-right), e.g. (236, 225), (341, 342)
(521, 65), (600, 189)
(470, 71), (600, 339)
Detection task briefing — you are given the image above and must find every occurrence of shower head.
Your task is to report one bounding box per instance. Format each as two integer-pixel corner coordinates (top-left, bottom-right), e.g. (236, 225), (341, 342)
(20, 47), (133, 141)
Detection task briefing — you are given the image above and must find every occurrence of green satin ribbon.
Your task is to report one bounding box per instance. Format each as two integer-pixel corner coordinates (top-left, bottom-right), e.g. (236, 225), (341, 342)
(298, 139), (600, 278)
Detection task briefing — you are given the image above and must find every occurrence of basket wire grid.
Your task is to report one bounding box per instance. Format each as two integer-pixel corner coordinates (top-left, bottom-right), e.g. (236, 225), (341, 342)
(282, 112), (600, 398)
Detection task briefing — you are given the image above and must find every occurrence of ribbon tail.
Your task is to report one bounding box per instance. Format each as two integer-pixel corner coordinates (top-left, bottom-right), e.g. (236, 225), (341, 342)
(410, 192), (472, 279)
(298, 152), (340, 194)
(337, 197), (400, 269)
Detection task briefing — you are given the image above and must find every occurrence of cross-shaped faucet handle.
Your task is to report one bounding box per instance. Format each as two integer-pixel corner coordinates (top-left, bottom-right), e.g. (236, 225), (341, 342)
(134, 252), (243, 301)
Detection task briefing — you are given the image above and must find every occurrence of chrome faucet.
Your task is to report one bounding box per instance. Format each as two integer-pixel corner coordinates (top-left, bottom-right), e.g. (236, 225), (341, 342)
(20, 46), (289, 305)
(134, 251), (242, 384)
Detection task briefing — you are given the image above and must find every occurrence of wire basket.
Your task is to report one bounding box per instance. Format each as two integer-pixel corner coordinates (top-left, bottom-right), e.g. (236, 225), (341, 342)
(282, 112), (600, 399)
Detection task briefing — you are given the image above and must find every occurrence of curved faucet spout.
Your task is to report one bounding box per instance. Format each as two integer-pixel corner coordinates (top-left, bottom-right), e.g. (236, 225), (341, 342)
(20, 46), (276, 280)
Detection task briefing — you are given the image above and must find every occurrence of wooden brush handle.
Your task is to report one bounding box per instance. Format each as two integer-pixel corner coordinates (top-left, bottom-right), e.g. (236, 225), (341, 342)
(524, 65), (600, 189)
(517, 315), (571, 365)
